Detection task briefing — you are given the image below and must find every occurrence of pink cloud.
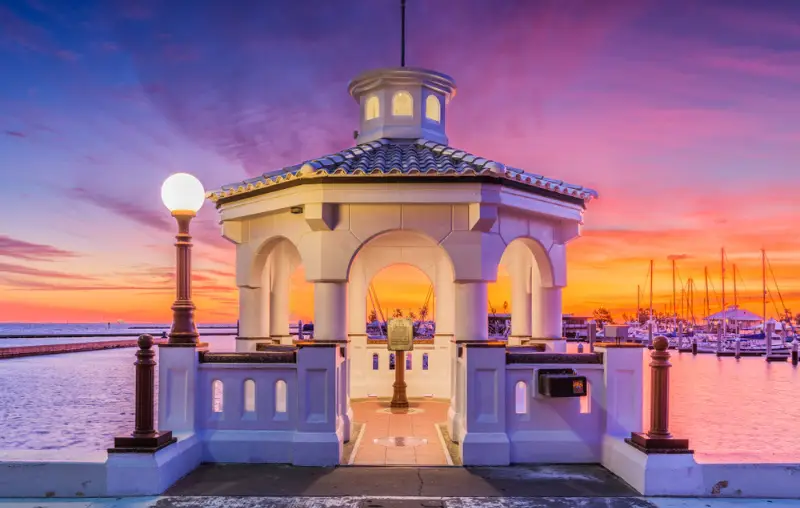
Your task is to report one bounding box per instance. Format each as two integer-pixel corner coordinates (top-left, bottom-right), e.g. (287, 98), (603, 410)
(0, 236), (78, 261)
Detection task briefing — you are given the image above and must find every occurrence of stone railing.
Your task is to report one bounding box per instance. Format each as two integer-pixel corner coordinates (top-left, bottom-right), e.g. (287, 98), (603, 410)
(450, 342), (644, 466)
(158, 343), (345, 466)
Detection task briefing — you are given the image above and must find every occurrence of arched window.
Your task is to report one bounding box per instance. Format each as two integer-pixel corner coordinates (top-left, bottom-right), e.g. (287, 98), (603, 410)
(212, 379), (224, 413)
(425, 95), (441, 122)
(389, 353), (396, 370)
(422, 353), (429, 370)
(372, 353), (379, 370)
(406, 352), (412, 370)
(275, 380), (287, 414)
(365, 95), (380, 120)
(392, 91), (413, 117)
(244, 379), (256, 413)
(514, 381), (527, 415)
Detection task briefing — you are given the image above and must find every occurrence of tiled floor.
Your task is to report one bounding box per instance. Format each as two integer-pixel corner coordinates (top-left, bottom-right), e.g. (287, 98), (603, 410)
(349, 399), (452, 466)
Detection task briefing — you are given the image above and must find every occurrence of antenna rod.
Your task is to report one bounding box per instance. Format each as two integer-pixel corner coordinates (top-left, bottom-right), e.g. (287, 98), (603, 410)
(400, 0), (406, 67)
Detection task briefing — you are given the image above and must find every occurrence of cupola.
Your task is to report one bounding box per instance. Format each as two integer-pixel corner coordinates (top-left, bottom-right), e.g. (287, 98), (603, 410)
(348, 67), (456, 145)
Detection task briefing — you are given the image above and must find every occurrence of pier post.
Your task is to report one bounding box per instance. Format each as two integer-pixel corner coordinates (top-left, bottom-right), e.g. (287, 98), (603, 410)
(766, 321), (774, 357)
(588, 320), (596, 353)
(734, 337), (741, 359)
(110, 335), (176, 453)
(626, 336), (691, 453)
(792, 342), (798, 366)
(691, 337), (697, 355)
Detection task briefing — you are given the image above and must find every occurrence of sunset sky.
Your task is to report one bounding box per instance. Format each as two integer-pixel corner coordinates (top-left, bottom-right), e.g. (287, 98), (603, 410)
(1, 0), (798, 324)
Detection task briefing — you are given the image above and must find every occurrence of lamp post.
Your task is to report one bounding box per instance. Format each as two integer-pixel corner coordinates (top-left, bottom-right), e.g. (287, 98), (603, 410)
(161, 173), (206, 346)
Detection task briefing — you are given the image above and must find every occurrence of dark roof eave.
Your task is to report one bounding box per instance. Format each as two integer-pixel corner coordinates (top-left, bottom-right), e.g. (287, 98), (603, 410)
(212, 175), (588, 209)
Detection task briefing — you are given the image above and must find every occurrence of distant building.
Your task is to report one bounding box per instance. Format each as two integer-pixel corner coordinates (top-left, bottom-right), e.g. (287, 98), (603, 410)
(562, 314), (591, 338)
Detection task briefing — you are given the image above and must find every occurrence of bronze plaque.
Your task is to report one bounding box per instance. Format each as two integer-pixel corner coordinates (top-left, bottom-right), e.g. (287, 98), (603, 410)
(387, 318), (414, 351)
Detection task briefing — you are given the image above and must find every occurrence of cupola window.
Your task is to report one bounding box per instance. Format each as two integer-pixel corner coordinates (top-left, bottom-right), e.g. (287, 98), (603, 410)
(365, 95), (380, 120)
(425, 95), (441, 122)
(392, 91), (413, 117)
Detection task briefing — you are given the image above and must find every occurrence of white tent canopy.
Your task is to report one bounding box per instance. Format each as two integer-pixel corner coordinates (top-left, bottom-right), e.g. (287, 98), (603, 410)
(706, 305), (763, 323)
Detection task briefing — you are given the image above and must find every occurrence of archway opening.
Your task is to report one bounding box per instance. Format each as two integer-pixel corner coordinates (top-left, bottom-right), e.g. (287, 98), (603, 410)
(367, 263), (435, 339)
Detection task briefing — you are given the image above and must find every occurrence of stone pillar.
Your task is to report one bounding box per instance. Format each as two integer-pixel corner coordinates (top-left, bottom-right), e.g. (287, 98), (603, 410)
(531, 286), (565, 352)
(455, 281), (489, 341)
(314, 282), (347, 341)
(269, 261), (292, 345)
(509, 249), (532, 346)
(449, 280), (488, 443)
(158, 344), (203, 434)
(435, 264), (455, 403)
(293, 343), (343, 465)
(460, 342), (510, 465)
(237, 286), (268, 352)
(595, 343), (644, 437)
(627, 337), (691, 452)
(312, 280), (351, 440)
(347, 273), (369, 399)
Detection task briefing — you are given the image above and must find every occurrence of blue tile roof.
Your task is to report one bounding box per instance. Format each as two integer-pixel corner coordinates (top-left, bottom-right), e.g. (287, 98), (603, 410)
(208, 138), (598, 203)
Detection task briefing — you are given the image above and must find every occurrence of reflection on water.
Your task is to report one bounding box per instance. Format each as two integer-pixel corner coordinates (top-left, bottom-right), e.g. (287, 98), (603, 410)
(0, 338), (798, 462)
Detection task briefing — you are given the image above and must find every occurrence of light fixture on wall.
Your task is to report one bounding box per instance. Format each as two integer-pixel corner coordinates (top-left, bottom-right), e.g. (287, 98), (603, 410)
(290, 206), (303, 214)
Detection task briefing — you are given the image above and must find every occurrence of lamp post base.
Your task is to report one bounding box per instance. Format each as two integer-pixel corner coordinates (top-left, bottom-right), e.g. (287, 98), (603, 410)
(109, 430), (177, 454)
(626, 432), (692, 454)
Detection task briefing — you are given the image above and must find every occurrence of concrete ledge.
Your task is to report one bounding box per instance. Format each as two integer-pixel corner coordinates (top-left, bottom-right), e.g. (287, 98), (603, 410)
(461, 432), (510, 466)
(701, 462), (800, 498)
(107, 432), (202, 496)
(202, 430), (294, 463)
(510, 430), (600, 463)
(0, 449), (108, 497)
(602, 435), (703, 496)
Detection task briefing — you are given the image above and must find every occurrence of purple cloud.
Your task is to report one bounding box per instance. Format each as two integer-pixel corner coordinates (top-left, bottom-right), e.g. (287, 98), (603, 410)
(5, 130), (25, 137)
(0, 262), (93, 280)
(69, 187), (172, 232)
(0, 236), (78, 261)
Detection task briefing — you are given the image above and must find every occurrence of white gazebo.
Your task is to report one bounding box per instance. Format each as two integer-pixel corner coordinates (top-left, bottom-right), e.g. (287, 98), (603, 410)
(208, 65), (595, 418)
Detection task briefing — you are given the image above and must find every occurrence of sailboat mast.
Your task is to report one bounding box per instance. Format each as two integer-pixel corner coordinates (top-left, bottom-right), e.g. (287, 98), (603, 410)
(649, 259), (654, 323)
(637, 284), (640, 324)
(720, 248), (726, 350)
(672, 258), (676, 319)
(704, 266), (710, 320)
(762, 249), (767, 327)
(733, 264), (738, 308)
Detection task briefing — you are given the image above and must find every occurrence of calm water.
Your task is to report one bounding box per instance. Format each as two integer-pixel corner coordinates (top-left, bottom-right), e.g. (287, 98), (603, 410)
(0, 334), (798, 462)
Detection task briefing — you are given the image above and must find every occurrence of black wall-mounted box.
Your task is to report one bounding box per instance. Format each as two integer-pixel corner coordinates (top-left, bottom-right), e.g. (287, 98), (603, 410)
(537, 368), (587, 398)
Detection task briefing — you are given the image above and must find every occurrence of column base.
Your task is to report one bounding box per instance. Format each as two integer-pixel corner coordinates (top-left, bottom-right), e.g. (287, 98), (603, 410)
(270, 334), (294, 346)
(235, 336), (270, 352)
(461, 431), (510, 466)
(507, 335), (530, 347)
(292, 431), (342, 466)
(626, 432), (692, 454)
(527, 337), (567, 352)
(109, 431), (176, 454)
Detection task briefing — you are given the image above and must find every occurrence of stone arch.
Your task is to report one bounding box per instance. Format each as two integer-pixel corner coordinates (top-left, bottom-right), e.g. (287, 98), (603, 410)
(501, 236), (555, 288)
(346, 229), (455, 282)
(346, 229), (455, 337)
(242, 235), (302, 288)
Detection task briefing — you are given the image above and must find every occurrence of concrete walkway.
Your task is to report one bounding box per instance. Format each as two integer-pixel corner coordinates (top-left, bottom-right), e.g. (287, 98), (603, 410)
(3, 497), (800, 507)
(349, 400), (452, 465)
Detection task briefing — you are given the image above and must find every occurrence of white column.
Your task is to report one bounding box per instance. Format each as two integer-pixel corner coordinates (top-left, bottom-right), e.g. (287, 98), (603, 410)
(314, 282), (347, 341)
(455, 281), (488, 341)
(238, 286), (268, 352)
(269, 263), (292, 345)
(509, 251), (532, 344)
(347, 274), (367, 337)
(532, 286), (565, 352)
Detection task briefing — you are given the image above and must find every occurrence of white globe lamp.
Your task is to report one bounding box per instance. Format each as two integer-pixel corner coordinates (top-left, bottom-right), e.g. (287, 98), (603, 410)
(161, 172), (205, 215)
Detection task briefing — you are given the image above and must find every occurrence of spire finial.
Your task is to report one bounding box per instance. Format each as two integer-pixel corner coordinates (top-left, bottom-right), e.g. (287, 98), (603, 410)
(400, 0), (406, 67)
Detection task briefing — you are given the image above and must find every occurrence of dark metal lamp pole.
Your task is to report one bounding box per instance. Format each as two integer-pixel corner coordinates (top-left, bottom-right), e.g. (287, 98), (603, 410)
(168, 210), (199, 345)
